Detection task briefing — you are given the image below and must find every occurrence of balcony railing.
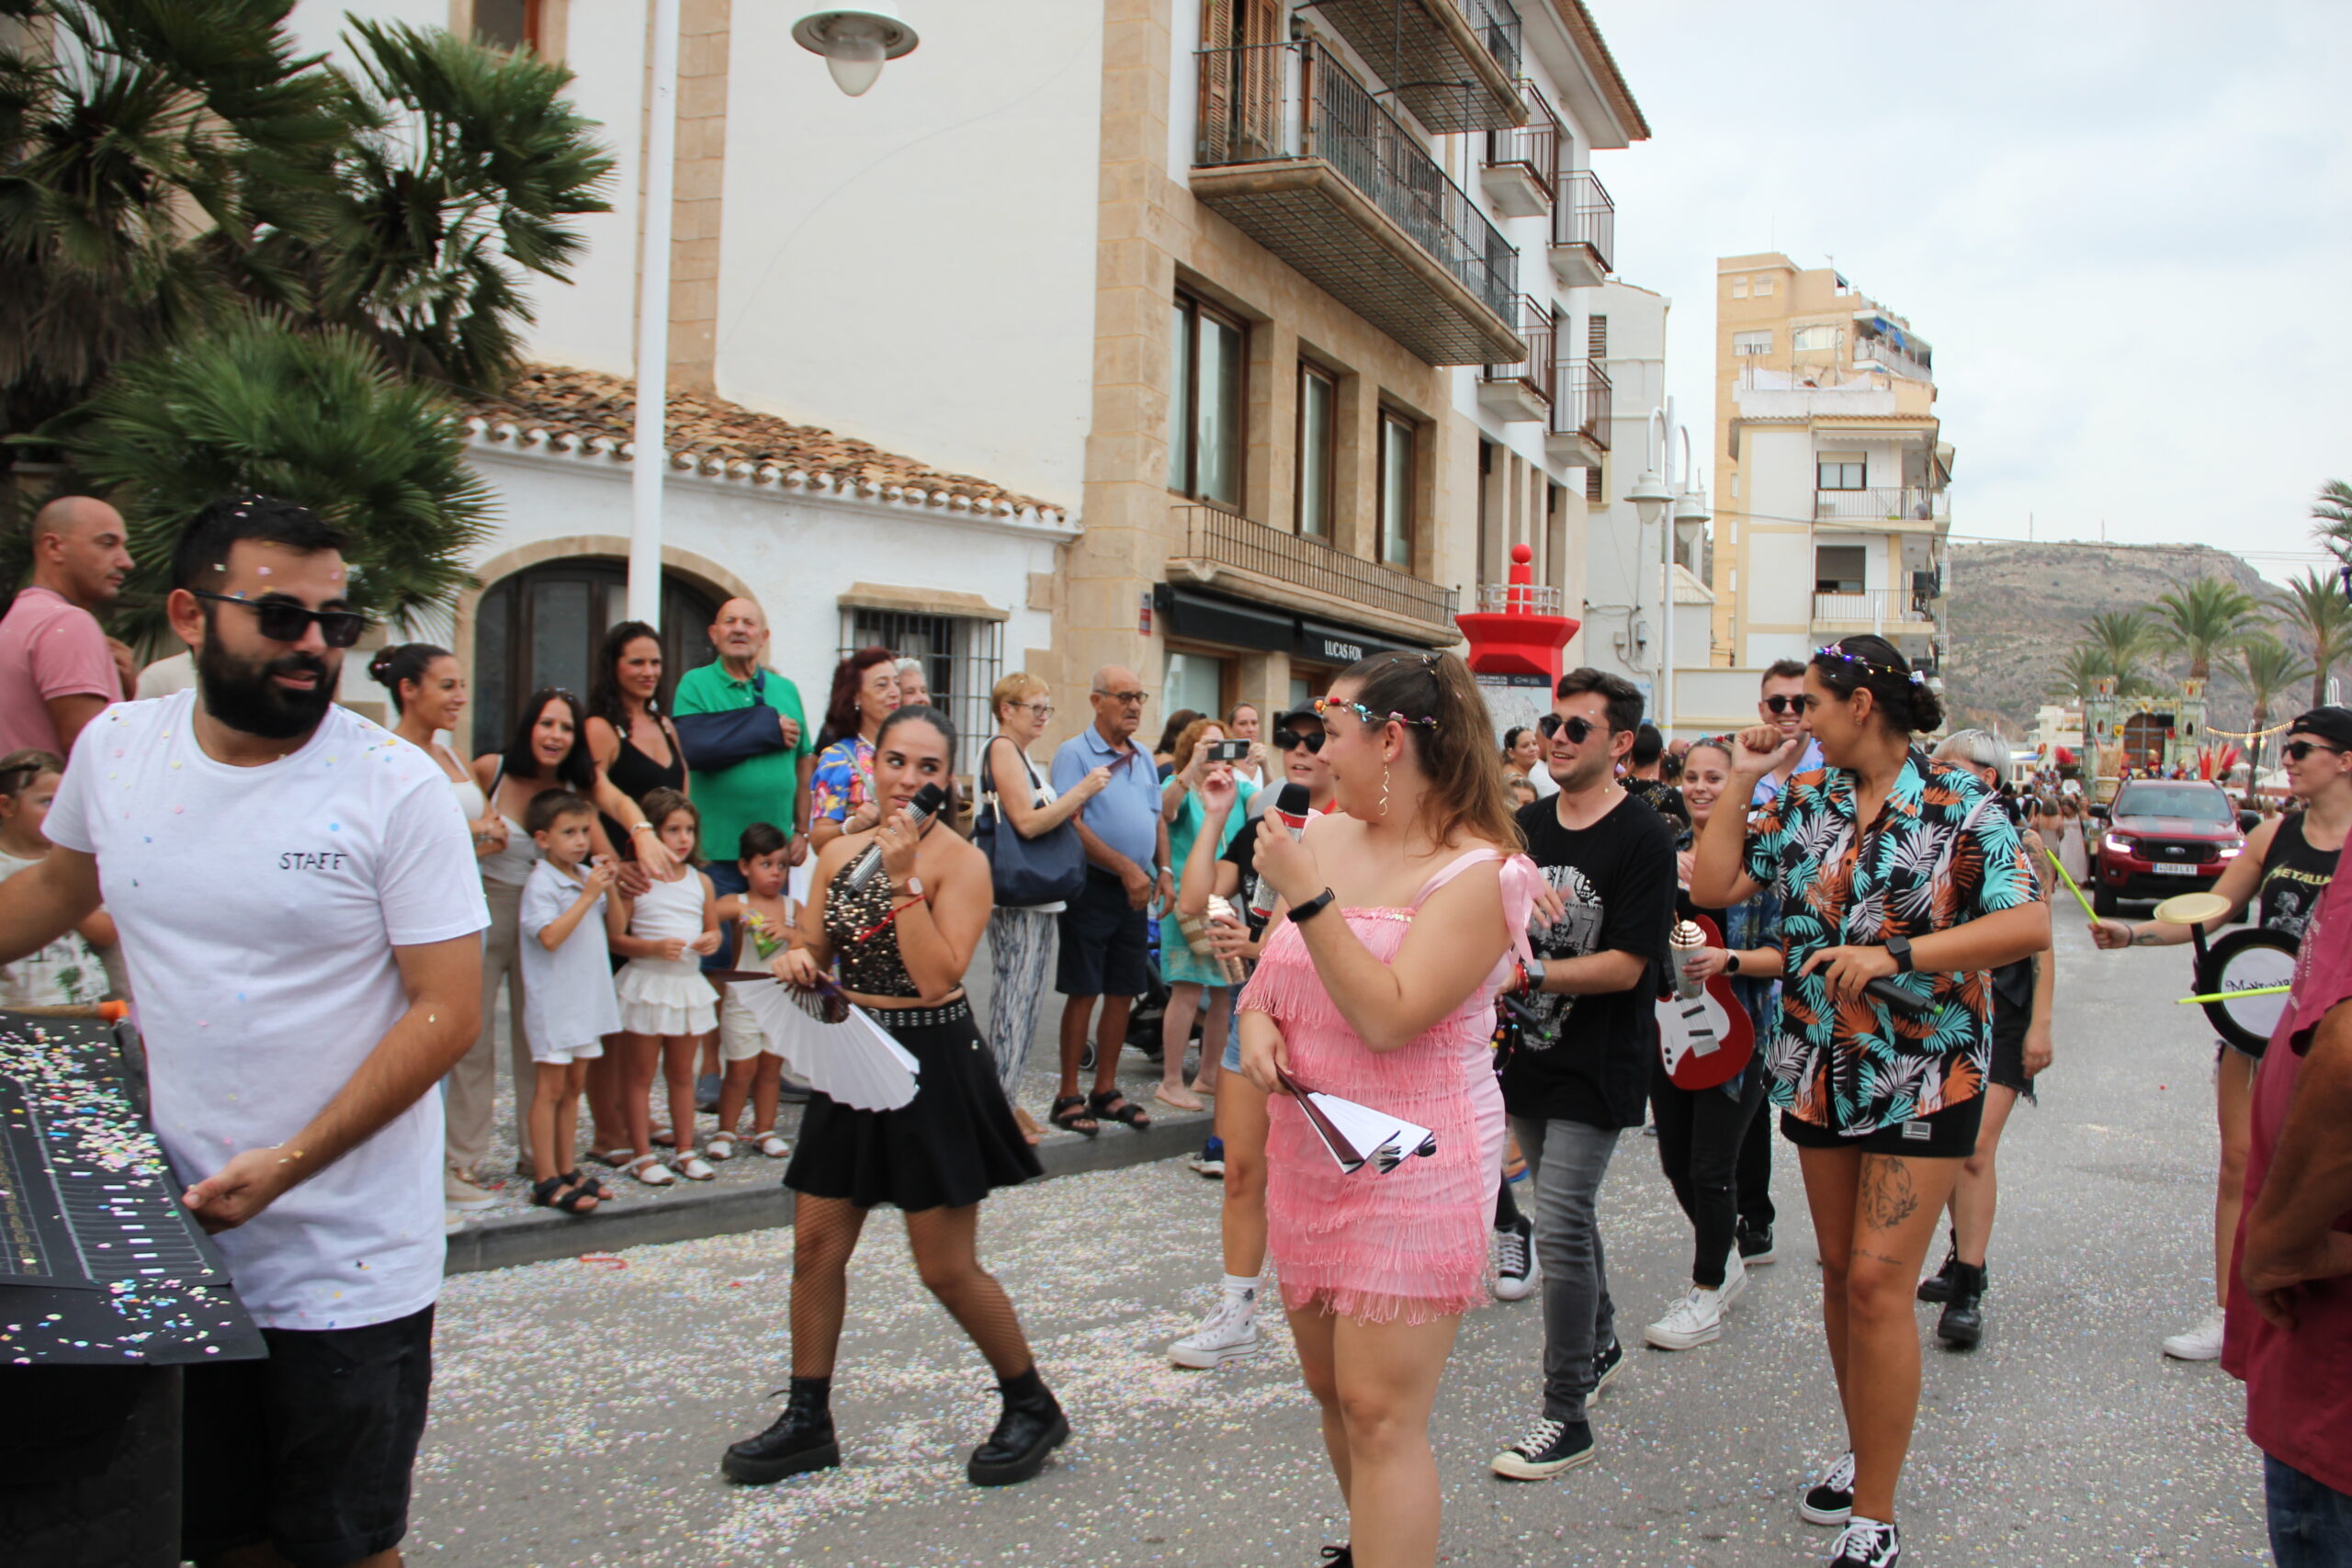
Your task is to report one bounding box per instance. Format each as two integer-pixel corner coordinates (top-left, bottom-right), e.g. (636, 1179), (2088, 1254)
(1811, 589), (1937, 627)
(1476, 581), (1564, 614)
(1815, 487), (1951, 525)
(1172, 502), (1458, 628)
(1550, 358), (1611, 451)
(1548, 168), (1614, 283)
(1481, 296), (1555, 401)
(1852, 330), (1933, 380)
(1193, 40), (1521, 363)
(1312, 0), (1524, 134)
(1482, 79), (1560, 203)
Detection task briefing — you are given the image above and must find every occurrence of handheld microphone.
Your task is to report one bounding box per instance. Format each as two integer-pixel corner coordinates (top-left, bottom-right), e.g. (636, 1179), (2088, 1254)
(1250, 783), (1314, 922)
(1862, 976), (1933, 1019)
(843, 783), (948, 892)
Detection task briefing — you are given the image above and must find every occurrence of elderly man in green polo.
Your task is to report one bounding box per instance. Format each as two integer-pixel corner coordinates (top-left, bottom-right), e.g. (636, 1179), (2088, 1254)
(673, 598), (816, 904)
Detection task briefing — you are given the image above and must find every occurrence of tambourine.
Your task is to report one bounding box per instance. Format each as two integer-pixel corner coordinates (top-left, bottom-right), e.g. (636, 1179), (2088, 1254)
(2197, 927), (2297, 1054)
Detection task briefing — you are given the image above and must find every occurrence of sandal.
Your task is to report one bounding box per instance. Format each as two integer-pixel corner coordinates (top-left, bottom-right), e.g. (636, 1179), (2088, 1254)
(751, 1129), (791, 1158)
(593, 1146), (636, 1168)
(706, 1131), (738, 1162)
(624, 1154), (675, 1187)
(1049, 1094), (1099, 1137)
(650, 1125), (676, 1149)
(1089, 1089), (1152, 1131)
(562, 1169), (616, 1202)
(673, 1153), (717, 1181)
(531, 1174), (599, 1215)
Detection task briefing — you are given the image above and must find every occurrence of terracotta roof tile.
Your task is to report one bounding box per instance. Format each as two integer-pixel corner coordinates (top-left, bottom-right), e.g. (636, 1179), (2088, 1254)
(458, 365), (1064, 522)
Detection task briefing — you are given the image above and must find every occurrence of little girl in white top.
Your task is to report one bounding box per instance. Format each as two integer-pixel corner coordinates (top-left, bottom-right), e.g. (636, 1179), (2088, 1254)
(608, 788), (721, 1183)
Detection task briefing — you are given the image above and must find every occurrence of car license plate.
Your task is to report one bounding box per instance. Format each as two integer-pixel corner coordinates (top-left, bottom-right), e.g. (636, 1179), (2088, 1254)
(2152, 863), (2199, 875)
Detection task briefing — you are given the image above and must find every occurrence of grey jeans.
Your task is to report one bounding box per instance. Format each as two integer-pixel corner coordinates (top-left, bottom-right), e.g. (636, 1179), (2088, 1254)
(1511, 1113), (1623, 1423)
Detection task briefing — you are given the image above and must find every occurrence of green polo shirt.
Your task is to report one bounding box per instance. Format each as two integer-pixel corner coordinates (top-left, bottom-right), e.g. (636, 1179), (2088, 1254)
(672, 661), (816, 862)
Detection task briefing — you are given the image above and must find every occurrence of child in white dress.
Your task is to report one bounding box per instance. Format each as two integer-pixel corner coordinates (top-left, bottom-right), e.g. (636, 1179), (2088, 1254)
(609, 788), (721, 1182)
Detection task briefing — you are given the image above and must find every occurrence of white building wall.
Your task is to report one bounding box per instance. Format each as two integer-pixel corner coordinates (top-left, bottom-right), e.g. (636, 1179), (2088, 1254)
(1583, 280), (1668, 697)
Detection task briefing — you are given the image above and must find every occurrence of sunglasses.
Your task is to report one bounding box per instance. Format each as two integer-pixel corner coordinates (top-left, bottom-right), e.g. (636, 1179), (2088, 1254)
(2284, 740), (2345, 761)
(1277, 728), (1326, 753)
(1762, 694), (1802, 715)
(1537, 714), (1601, 745)
(191, 590), (368, 649)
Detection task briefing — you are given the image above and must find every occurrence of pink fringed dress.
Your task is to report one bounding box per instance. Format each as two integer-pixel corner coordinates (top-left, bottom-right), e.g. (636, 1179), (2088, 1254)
(1240, 847), (1542, 1324)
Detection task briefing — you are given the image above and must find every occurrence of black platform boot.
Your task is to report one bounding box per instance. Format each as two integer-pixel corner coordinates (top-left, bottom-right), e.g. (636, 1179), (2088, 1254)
(967, 1366), (1069, 1486)
(721, 1375), (841, 1484)
(1916, 1233), (1960, 1303)
(1937, 1262), (1986, 1349)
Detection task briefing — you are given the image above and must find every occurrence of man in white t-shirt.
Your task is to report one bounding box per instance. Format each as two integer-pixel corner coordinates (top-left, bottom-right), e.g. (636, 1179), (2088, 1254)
(0, 494), (487, 1568)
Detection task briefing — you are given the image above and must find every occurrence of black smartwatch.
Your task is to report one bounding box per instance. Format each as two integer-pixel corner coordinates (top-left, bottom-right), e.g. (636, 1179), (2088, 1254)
(1725, 953), (1742, 976)
(1290, 886), (1337, 922)
(1886, 932), (1915, 974)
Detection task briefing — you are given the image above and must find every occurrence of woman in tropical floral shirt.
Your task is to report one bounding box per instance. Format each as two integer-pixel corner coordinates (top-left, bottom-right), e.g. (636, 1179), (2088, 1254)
(1690, 634), (2048, 1568)
(808, 648), (901, 852)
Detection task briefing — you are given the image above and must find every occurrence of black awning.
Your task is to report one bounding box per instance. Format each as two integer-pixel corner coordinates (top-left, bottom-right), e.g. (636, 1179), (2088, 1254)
(1157, 586), (1295, 654)
(1294, 616), (1440, 667)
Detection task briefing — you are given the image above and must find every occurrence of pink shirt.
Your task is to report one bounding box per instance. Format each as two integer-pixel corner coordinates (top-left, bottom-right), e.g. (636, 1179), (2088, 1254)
(0, 585), (118, 755)
(2222, 863), (2352, 1495)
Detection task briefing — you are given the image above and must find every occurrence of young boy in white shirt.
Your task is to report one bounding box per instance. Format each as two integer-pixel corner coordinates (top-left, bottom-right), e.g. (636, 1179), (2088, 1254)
(518, 790), (622, 1214)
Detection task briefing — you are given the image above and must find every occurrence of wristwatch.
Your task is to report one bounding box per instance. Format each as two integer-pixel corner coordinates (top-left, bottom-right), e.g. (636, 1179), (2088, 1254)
(1290, 886), (1337, 922)
(1886, 932), (1915, 974)
(1522, 956), (1548, 994)
(1725, 953), (1741, 976)
(902, 874), (925, 899)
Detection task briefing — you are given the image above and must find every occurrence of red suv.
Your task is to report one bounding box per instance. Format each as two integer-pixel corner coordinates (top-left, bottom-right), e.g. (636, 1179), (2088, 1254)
(2091, 780), (2248, 915)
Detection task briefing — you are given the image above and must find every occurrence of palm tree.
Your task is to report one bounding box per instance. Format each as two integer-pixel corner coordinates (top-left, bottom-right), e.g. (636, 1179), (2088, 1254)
(2312, 479), (2352, 562)
(2224, 635), (2314, 779)
(2270, 568), (2352, 707)
(2054, 643), (2120, 703)
(2083, 609), (2159, 688)
(2150, 577), (2266, 682)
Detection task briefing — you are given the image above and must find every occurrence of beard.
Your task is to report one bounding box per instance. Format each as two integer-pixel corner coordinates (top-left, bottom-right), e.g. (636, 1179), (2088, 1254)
(196, 634), (339, 741)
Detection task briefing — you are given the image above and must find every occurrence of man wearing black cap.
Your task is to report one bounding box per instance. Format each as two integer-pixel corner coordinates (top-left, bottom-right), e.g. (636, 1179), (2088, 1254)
(2088, 705), (2352, 1361)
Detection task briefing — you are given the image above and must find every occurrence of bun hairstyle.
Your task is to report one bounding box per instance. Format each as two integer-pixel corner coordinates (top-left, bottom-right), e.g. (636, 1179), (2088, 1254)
(368, 642), (451, 715)
(1809, 634), (1943, 736)
(1338, 649), (1519, 851)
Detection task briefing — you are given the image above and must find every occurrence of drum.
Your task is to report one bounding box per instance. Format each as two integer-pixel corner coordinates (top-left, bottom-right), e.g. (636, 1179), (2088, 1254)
(2198, 927), (2298, 1054)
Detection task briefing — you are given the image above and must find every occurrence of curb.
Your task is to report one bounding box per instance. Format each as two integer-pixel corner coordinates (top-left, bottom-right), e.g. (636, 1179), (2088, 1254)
(445, 1107), (1213, 1276)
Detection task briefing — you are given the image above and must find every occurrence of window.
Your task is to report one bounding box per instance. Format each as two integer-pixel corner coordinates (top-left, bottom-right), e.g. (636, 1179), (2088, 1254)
(1164, 650), (1229, 722)
(1585, 463), (1603, 503)
(473, 0), (544, 51)
(1169, 293), (1245, 508)
(1734, 330), (1772, 356)
(1792, 324), (1836, 353)
(1817, 457), (1867, 491)
(840, 608), (1004, 774)
(1587, 314), (1608, 358)
(1730, 276), (1748, 299)
(1378, 412), (1417, 569)
(1753, 276), (1774, 297)
(1815, 546), (1866, 595)
(471, 561), (714, 758)
(1296, 364), (1336, 537)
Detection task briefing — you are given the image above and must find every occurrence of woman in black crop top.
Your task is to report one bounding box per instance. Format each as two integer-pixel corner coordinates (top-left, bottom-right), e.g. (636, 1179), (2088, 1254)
(2088, 705), (2352, 1362)
(719, 705), (1061, 1492)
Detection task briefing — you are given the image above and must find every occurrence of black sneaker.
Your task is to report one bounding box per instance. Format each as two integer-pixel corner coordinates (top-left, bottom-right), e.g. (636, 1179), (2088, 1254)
(1801, 1450), (1855, 1526)
(1488, 1416), (1595, 1480)
(1491, 1214), (1534, 1302)
(1590, 1337), (1625, 1397)
(1916, 1247), (1959, 1303)
(1736, 1221), (1777, 1266)
(1829, 1516), (1901, 1565)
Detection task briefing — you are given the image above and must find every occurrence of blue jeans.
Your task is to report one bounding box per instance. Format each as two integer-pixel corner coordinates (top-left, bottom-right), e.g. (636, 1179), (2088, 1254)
(2268, 1454), (2352, 1567)
(1510, 1114), (1622, 1424)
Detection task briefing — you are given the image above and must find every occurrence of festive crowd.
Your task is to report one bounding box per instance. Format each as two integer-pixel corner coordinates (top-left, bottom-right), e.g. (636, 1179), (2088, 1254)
(0, 492), (2347, 1568)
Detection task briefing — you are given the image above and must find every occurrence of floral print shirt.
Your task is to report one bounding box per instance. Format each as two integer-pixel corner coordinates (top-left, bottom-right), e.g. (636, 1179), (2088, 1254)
(0, 851), (108, 1007)
(1741, 750), (2038, 1135)
(810, 736), (876, 827)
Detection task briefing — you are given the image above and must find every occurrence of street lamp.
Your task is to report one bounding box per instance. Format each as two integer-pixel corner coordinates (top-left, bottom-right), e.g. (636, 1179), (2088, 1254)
(628, 4), (922, 626)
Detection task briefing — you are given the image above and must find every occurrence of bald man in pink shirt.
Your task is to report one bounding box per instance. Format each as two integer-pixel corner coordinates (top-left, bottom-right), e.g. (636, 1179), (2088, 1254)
(0, 496), (134, 756)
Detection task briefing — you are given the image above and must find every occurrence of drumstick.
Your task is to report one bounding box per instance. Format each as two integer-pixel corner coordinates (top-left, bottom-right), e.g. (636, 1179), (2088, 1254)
(2040, 843), (2100, 924)
(2176, 985), (2290, 1004)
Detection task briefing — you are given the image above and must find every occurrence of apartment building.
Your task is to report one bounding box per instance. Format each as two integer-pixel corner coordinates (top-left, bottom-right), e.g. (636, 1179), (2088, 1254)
(1681, 252), (1951, 731)
(288, 0), (1646, 755)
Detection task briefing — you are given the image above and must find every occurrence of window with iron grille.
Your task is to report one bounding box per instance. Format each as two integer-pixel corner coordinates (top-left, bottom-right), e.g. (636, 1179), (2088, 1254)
(1585, 463), (1603, 503)
(1587, 314), (1608, 358)
(838, 608), (1005, 776)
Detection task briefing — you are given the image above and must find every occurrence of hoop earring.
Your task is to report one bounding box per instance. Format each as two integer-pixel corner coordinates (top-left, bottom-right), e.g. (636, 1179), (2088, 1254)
(1380, 764), (1392, 818)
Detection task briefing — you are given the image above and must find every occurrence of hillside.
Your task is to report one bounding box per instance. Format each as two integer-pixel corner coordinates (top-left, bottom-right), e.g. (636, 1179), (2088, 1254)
(1941, 540), (2286, 737)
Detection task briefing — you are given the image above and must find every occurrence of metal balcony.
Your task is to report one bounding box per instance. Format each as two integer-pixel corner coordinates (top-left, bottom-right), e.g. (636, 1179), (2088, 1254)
(1547, 169), (1614, 288)
(1545, 358), (1611, 466)
(1479, 80), (1559, 218)
(1169, 502), (1459, 636)
(1478, 297), (1555, 423)
(1193, 40), (1525, 366)
(1811, 589), (1938, 632)
(1814, 487), (1951, 529)
(1312, 0), (1525, 134)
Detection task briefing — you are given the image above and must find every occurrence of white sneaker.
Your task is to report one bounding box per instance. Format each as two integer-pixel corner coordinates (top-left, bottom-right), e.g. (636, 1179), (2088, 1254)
(442, 1208), (469, 1235)
(1644, 1286), (1724, 1350)
(1491, 1216), (1536, 1302)
(1169, 1296), (1262, 1369)
(2162, 1308), (2226, 1361)
(444, 1169), (499, 1211)
(1720, 1245), (1748, 1308)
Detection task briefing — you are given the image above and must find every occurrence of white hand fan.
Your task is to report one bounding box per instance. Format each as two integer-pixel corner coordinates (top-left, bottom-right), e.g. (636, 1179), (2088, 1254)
(1277, 1069), (1437, 1176)
(729, 977), (921, 1111)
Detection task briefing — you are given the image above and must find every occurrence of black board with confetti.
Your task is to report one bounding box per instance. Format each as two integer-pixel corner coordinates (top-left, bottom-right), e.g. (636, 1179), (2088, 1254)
(0, 1011), (263, 1366)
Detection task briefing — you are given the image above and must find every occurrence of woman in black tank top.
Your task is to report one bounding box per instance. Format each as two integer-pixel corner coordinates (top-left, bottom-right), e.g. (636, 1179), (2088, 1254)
(586, 622), (688, 860)
(2087, 706), (2352, 1362)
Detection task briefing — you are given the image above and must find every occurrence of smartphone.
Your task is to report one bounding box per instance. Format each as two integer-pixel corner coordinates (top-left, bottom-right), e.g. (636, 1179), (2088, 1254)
(1207, 739), (1252, 761)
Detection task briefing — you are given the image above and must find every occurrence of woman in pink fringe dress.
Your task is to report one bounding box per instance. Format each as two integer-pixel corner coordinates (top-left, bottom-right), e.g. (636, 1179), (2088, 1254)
(1238, 651), (1541, 1568)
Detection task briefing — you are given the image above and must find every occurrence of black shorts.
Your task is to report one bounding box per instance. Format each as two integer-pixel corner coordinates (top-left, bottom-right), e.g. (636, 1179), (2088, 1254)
(1055, 867), (1149, 998)
(1780, 1093), (1984, 1159)
(1989, 1005), (2038, 1099)
(182, 1303), (435, 1568)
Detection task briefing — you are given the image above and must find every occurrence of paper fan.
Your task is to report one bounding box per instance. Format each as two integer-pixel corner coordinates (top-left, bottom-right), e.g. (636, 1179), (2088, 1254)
(729, 978), (921, 1111)
(1276, 1069), (1437, 1176)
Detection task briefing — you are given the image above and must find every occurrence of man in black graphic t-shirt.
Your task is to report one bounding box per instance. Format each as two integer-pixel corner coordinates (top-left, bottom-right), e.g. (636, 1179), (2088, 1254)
(1489, 669), (1676, 1484)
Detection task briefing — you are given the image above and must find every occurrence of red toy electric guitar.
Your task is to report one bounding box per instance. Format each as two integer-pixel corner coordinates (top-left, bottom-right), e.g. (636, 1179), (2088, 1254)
(1657, 914), (1755, 1091)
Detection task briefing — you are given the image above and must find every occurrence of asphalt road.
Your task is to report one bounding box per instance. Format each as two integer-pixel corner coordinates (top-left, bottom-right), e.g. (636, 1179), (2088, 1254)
(409, 918), (2271, 1567)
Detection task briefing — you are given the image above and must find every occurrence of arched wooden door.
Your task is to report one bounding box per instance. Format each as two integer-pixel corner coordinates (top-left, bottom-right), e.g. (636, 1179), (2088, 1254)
(470, 559), (718, 758)
(2120, 712), (2172, 773)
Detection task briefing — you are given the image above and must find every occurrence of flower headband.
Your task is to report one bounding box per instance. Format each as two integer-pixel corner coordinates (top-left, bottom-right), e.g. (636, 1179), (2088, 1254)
(1314, 695), (1438, 729)
(1814, 644), (1927, 687)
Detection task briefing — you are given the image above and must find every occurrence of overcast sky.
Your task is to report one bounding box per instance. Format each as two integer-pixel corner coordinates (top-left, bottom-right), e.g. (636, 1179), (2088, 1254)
(1591, 0), (2350, 583)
